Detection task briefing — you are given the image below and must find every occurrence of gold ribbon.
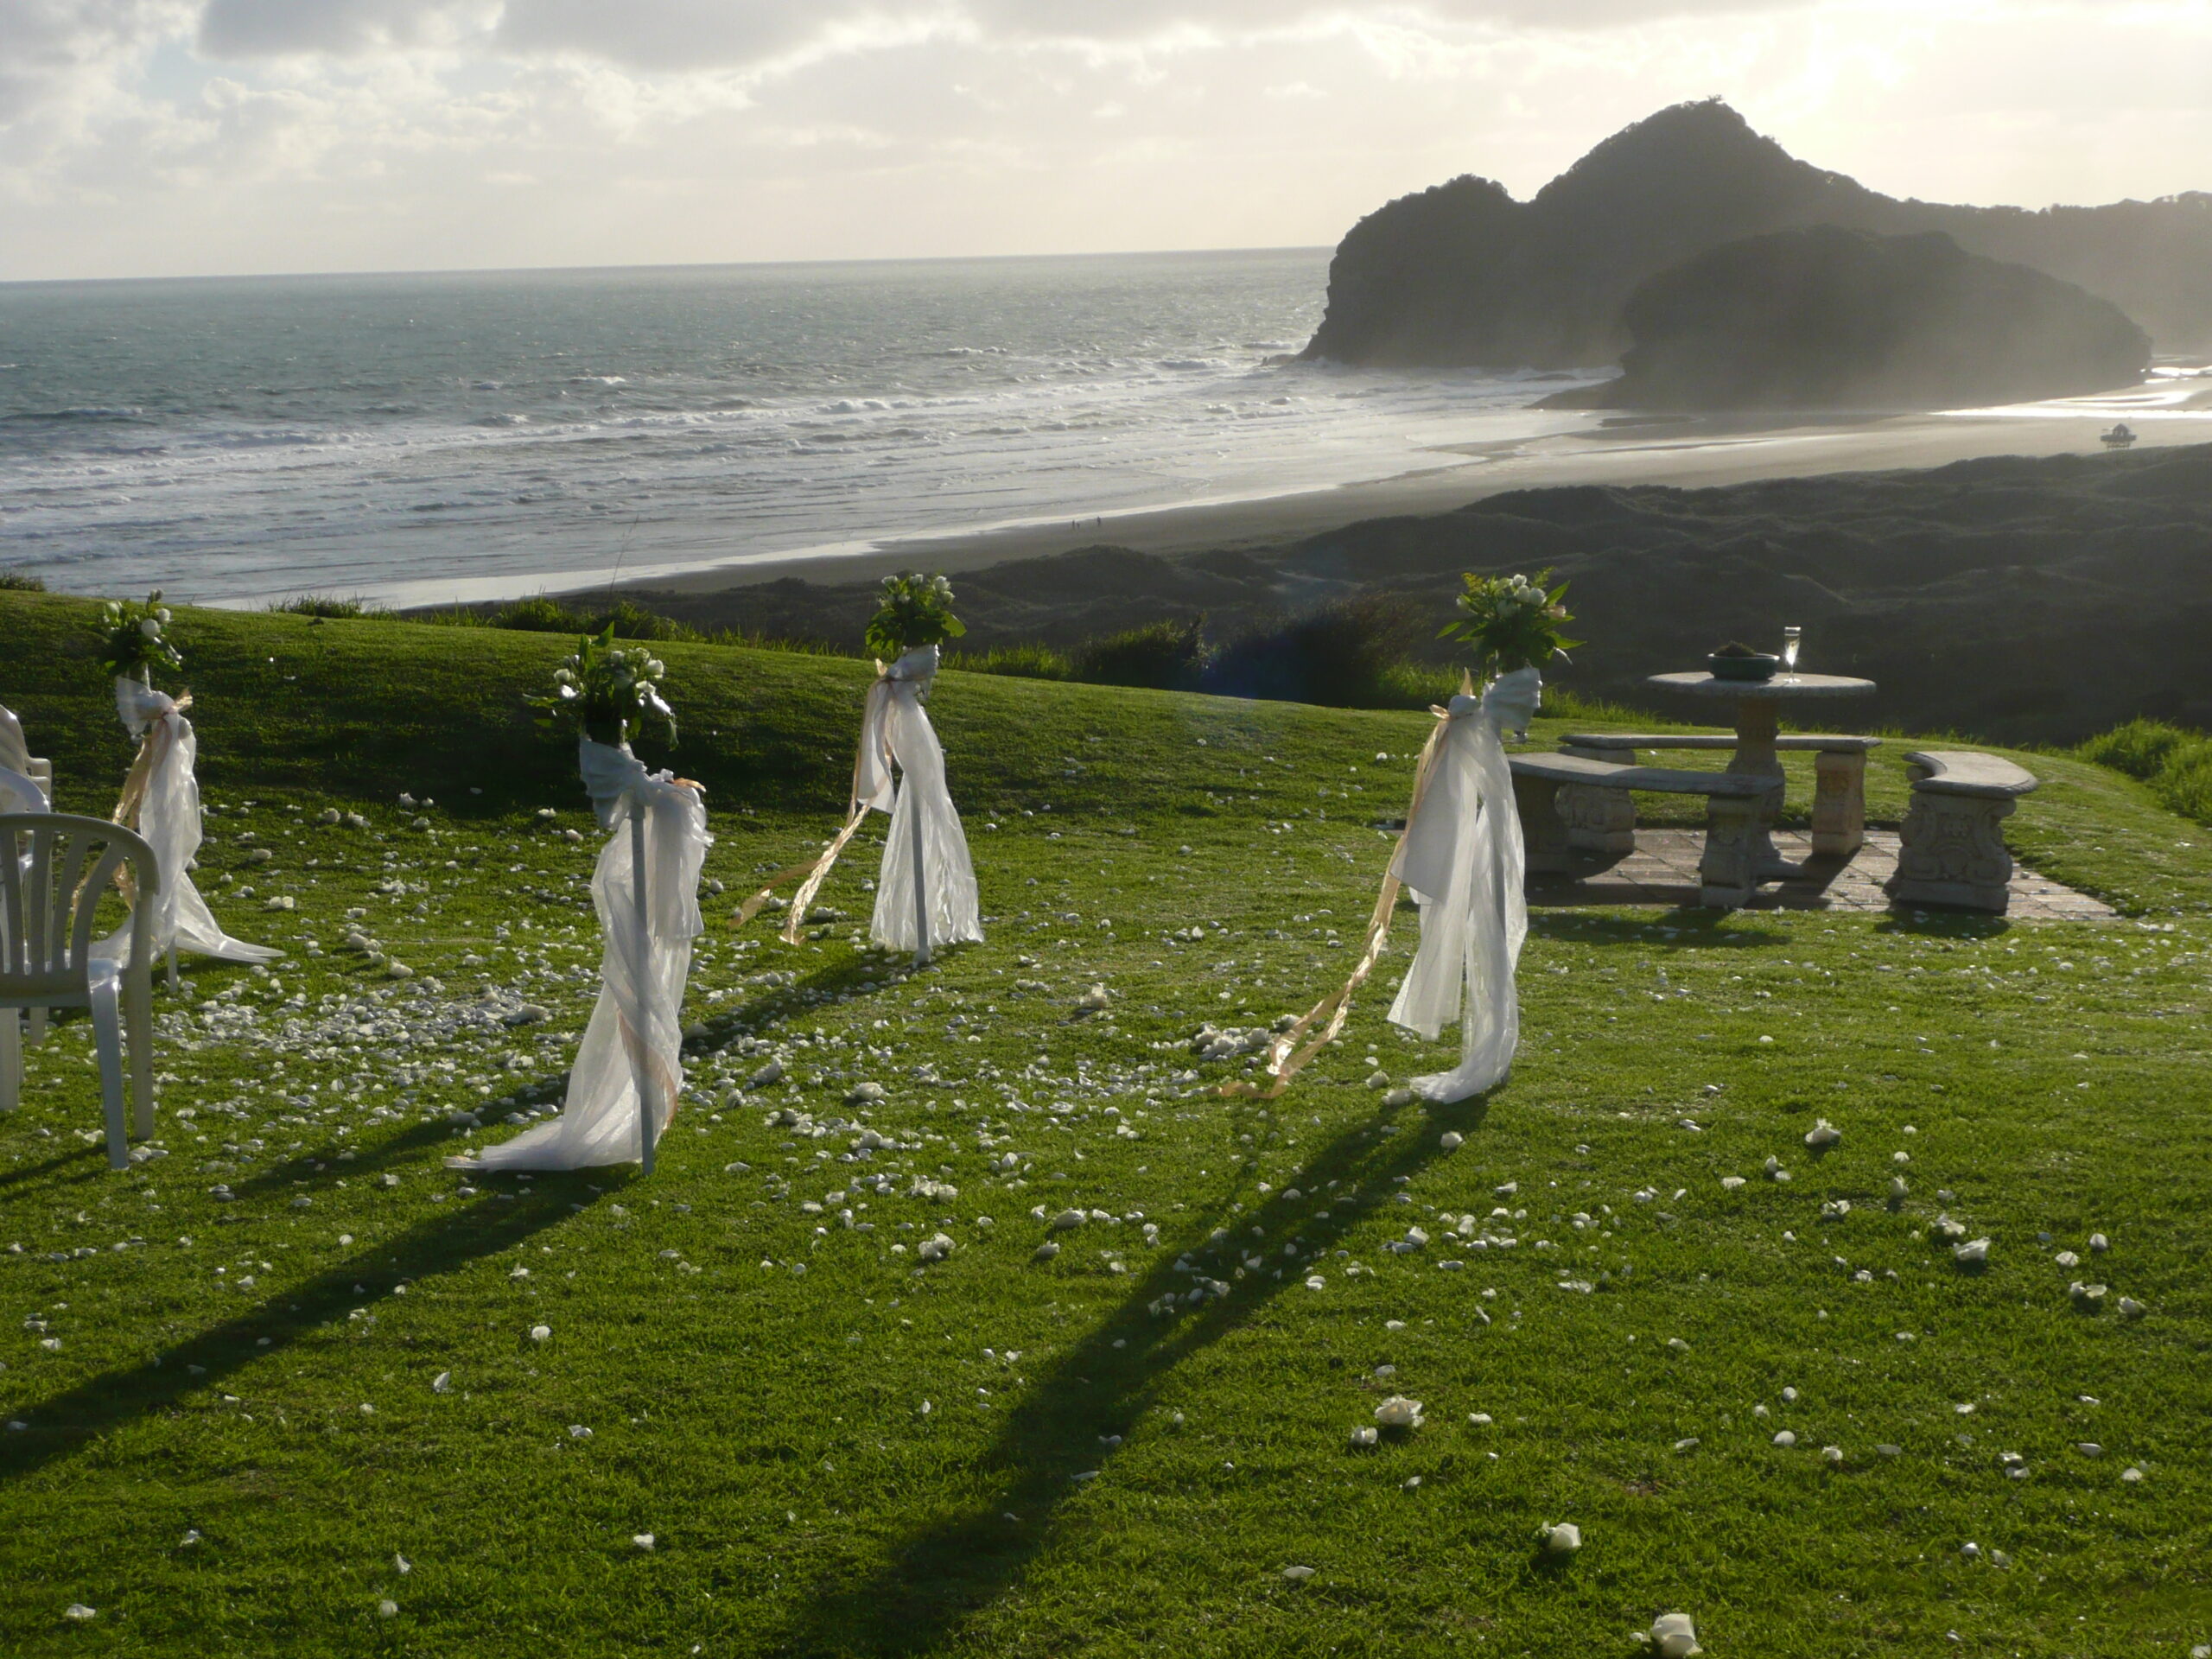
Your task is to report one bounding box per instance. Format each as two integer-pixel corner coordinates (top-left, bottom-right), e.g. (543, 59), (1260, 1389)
(734, 667), (896, 944)
(1222, 672), (1472, 1102)
(89, 689), (193, 912)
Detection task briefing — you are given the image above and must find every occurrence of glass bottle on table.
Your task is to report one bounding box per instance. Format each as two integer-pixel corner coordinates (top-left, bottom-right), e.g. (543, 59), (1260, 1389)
(1780, 626), (1802, 678)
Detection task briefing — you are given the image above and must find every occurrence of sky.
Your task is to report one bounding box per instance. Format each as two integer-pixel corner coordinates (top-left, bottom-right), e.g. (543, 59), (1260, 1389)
(3, 0), (2209, 281)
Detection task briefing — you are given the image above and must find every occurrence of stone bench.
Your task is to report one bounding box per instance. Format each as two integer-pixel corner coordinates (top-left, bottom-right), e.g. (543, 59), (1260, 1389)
(1510, 753), (1772, 909)
(1560, 732), (1881, 859)
(1884, 750), (2040, 912)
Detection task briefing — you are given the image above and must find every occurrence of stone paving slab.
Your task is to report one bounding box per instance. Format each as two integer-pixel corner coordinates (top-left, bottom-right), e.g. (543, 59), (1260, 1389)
(1529, 829), (2115, 921)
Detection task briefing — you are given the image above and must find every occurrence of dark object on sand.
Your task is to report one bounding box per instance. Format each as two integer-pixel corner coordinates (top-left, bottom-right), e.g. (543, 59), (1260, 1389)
(2101, 423), (2137, 448)
(1300, 99), (2212, 367)
(1545, 227), (2148, 411)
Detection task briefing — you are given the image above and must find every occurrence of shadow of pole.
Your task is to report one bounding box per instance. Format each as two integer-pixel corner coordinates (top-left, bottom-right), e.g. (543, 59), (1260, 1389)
(774, 1081), (1500, 1656)
(0, 1179), (603, 1487)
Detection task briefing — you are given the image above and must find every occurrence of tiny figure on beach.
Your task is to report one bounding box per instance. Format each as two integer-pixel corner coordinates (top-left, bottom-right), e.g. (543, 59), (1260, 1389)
(2101, 423), (2136, 448)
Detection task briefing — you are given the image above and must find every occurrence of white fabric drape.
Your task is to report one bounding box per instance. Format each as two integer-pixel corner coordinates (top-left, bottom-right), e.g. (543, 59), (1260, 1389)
(454, 741), (709, 1172)
(0, 704), (31, 780)
(861, 645), (982, 958)
(1385, 666), (1541, 1103)
(100, 678), (281, 967)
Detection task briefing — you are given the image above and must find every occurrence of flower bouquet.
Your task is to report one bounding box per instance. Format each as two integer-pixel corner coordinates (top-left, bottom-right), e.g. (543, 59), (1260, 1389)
(865, 570), (967, 662)
(533, 626), (675, 748)
(94, 590), (183, 683)
(1439, 569), (1579, 681)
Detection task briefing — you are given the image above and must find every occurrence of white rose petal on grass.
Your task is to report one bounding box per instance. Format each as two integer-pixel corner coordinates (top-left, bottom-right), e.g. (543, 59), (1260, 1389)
(530, 1325), (552, 1343)
(1541, 1522), (1580, 1555)
(1773, 1430), (1798, 1448)
(1374, 1395), (1423, 1430)
(1652, 1613), (1703, 1657)
(65, 1604), (97, 1621)
(632, 1534), (656, 1551)
(1304, 1275), (1326, 1292)
(1281, 1565), (1316, 1583)
(1803, 1119), (1841, 1149)
(1440, 1131), (1464, 1151)
(1954, 1238), (1991, 1267)
(431, 1371), (452, 1395)
(1350, 1426), (1379, 1449)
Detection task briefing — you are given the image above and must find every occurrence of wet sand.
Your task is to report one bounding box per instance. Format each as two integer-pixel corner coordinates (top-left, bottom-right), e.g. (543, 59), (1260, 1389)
(598, 407), (2203, 601)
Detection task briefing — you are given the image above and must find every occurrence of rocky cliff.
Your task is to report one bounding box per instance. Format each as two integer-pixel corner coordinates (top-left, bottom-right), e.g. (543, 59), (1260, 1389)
(1549, 226), (2149, 410)
(1302, 100), (2212, 365)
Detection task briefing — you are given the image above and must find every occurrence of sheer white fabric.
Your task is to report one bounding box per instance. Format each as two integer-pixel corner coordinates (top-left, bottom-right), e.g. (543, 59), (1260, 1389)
(1385, 667), (1541, 1103)
(454, 741), (709, 1172)
(100, 679), (282, 967)
(0, 705), (31, 779)
(861, 645), (982, 959)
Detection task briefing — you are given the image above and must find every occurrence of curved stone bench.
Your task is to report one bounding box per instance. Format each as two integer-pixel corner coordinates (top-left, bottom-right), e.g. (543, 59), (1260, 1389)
(1883, 750), (2040, 912)
(1510, 753), (1771, 909)
(1560, 732), (1882, 859)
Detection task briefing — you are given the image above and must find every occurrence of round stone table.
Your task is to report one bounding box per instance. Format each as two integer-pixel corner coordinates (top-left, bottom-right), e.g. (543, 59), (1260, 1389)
(1646, 671), (1878, 872)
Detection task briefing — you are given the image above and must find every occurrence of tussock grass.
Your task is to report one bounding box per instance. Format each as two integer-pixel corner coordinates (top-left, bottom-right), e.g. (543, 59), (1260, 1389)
(2079, 719), (2212, 825)
(0, 589), (2208, 1656)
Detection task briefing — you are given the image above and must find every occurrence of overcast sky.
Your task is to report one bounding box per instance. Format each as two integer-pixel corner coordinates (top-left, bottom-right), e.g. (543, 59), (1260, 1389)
(4, 0), (2208, 280)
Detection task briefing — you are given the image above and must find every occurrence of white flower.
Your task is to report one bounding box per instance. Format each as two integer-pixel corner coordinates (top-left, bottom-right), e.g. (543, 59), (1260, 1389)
(156, 607), (172, 623)
(1440, 1131), (1464, 1151)
(1651, 1613), (1702, 1657)
(378, 1599), (398, 1618)
(530, 1325), (551, 1343)
(1374, 1395), (1424, 1429)
(1541, 1522), (1580, 1554)
(1804, 1119), (1841, 1149)
(140, 619), (162, 638)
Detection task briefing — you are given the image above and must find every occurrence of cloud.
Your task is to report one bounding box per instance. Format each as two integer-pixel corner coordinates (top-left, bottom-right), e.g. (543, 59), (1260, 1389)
(3, 0), (2209, 277)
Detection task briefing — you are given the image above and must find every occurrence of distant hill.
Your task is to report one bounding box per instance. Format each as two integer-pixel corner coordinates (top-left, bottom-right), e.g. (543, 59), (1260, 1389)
(1301, 99), (2212, 366)
(1543, 226), (2149, 410)
(630, 444), (2212, 746)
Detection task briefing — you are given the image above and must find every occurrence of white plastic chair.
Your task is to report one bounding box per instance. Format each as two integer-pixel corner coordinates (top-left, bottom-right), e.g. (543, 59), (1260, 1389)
(0, 813), (159, 1169)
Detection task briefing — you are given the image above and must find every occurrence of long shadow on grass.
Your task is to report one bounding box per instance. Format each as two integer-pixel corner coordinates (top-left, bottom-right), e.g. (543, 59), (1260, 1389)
(0, 1178), (598, 1486)
(775, 1081), (1498, 1656)
(1529, 910), (1788, 953)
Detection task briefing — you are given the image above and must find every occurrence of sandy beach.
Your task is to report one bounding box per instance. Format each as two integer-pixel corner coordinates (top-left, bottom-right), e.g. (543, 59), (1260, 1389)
(601, 403), (2209, 601)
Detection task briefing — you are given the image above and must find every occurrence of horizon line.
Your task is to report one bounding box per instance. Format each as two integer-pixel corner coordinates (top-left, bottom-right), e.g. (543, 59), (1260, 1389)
(0, 244), (1338, 292)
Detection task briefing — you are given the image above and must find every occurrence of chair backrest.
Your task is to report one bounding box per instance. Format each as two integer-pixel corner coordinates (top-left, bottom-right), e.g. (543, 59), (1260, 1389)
(0, 814), (159, 995)
(0, 766), (47, 812)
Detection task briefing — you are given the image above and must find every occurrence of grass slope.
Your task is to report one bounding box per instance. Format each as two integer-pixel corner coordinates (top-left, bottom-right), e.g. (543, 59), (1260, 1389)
(0, 592), (2209, 1657)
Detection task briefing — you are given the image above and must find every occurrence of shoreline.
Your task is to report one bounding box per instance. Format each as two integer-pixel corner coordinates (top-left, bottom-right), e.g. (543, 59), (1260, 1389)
(582, 406), (2209, 604)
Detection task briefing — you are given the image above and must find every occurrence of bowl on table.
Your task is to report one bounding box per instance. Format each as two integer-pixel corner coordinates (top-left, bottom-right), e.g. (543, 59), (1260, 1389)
(1707, 652), (1782, 683)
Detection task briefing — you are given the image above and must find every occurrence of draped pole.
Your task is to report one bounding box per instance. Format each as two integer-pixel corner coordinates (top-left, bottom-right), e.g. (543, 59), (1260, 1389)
(136, 661), (179, 993)
(628, 786), (658, 1176)
(909, 772), (931, 969)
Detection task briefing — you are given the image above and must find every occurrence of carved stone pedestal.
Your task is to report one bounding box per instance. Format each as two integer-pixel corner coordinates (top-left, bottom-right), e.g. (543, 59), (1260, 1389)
(1514, 771), (1575, 874)
(1809, 750), (1868, 859)
(1699, 795), (1764, 908)
(1560, 743), (1638, 860)
(1885, 792), (2017, 912)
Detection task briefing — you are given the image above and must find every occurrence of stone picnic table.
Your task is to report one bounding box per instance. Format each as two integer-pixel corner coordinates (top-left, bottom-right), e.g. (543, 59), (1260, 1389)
(1644, 669), (1878, 880)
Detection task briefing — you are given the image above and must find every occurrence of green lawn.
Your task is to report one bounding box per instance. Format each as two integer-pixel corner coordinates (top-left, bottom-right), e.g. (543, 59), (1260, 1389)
(1, 591), (2209, 1657)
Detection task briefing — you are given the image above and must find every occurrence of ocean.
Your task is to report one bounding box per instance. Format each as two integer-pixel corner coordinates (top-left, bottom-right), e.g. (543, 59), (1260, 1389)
(0, 250), (1607, 607)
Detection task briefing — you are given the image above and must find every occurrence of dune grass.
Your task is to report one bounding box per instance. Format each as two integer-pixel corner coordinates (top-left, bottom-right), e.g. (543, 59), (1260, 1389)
(1, 591), (2209, 1656)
